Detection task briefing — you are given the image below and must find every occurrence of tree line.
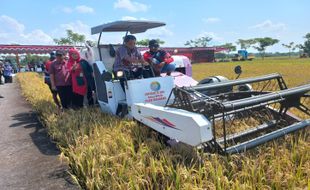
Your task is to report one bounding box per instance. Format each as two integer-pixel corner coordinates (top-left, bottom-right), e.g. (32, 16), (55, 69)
(184, 34), (310, 59)
(53, 29), (310, 59)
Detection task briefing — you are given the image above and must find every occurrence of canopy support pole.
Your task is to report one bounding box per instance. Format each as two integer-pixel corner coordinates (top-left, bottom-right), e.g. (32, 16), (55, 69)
(98, 32), (103, 61)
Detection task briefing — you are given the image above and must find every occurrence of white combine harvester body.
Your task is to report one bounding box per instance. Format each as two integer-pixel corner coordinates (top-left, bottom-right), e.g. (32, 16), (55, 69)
(85, 20), (310, 154)
(83, 20), (217, 147)
(92, 58), (213, 146)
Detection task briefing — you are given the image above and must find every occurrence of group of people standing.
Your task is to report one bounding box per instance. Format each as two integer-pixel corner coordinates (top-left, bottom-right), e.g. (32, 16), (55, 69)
(44, 36), (176, 109)
(0, 60), (14, 84)
(44, 49), (95, 110)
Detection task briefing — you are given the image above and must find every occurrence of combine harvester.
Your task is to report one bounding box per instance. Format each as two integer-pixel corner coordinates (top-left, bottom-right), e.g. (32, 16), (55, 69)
(84, 20), (310, 155)
(232, 50), (254, 61)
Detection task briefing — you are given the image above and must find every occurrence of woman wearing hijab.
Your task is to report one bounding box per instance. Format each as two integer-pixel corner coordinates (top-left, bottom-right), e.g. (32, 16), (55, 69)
(68, 48), (96, 108)
(67, 49), (87, 108)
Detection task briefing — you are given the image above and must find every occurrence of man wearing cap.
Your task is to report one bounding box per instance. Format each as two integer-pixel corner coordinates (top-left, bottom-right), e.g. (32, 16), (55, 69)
(143, 39), (175, 76)
(113, 35), (149, 77)
(45, 52), (61, 108)
(49, 50), (72, 109)
(113, 35), (151, 90)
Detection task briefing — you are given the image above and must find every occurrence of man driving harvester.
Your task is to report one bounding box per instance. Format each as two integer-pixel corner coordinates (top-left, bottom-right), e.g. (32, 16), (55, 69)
(143, 39), (175, 76)
(113, 35), (153, 90)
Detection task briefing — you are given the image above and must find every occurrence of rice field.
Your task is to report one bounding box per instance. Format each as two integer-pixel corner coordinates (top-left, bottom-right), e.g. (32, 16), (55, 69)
(16, 57), (310, 190)
(193, 58), (310, 87)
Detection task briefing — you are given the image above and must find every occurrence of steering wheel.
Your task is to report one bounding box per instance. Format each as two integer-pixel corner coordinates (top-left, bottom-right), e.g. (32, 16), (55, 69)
(143, 65), (156, 78)
(132, 62), (156, 78)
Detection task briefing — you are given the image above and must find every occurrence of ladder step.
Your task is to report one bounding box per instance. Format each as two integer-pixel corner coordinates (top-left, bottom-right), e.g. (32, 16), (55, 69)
(225, 119), (310, 154)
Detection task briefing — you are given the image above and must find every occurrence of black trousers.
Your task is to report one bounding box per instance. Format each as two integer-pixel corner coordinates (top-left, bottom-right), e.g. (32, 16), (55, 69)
(86, 77), (95, 106)
(72, 93), (84, 109)
(87, 86), (94, 106)
(56, 86), (73, 109)
(4, 76), (12, 83)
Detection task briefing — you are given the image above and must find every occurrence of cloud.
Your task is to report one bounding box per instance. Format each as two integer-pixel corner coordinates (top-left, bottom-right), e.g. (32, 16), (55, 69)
(0, 15), (53, 45)
(119, 16), (174, 40)
(20, 30), (54, 44)
(115, 17), (174, 45)
(145, 27), (173, 38)
(135, 27), (174, 46)
(60, 5), (94, 14)
(121, 16), (138, 20)
(0, 15), (25, 33)
(75, 5), (94, 13)
(119, 16), (173, 42)
(250, 20), (286, 32)
(121, 16), (148, 21)
(202, 17), (221, 23)
(197, 31), (223, 42)
(114, 0), (148, 12)
(0, 15), (176, 51)
(58, 20), (94, 40)
(0, 15), (97, 45)
(50, 20), (102, 44)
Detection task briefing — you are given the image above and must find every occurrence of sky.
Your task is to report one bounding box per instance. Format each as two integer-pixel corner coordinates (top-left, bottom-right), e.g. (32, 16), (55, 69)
(0, 0), (309, 52)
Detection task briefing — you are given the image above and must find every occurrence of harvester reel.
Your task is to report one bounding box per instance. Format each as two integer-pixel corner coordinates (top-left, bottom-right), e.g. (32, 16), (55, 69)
(167, 73), (310, 154)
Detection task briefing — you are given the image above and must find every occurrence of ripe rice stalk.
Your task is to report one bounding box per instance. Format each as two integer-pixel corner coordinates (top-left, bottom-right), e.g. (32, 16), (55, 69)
(15, 58), (310, 190)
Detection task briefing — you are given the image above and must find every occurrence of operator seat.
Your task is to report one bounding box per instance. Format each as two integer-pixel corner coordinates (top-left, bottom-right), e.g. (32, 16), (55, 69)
(97, 44), (122, 72)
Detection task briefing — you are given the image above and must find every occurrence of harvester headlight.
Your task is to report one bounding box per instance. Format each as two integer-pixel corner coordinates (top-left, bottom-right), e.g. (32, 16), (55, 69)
(117, 71), (124, 78)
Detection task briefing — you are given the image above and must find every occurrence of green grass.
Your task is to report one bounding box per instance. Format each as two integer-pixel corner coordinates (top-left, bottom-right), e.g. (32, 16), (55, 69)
(16, 57), (310, 190)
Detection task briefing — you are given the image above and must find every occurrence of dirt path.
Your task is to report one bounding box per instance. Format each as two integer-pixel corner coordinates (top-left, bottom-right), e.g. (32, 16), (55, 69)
(0, 82), (78, 190)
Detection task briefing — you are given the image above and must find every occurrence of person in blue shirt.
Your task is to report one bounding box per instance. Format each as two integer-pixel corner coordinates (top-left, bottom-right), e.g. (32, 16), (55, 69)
(3, 60), (13, 83)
